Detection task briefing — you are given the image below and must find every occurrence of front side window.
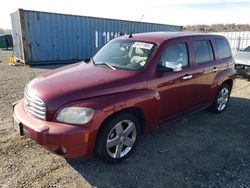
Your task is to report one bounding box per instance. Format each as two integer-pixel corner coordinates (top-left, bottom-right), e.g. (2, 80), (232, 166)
(158, 42), (189, 67)
(215, 38), (231, 59)
(93, 40), (155, 70)
(193, 40), (214, 64)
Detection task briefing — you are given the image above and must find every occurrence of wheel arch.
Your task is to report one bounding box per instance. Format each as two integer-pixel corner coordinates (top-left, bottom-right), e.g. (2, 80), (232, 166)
(94, 106), (145, 154)
(210, 78), (233, 113)
(98, 106), (145, 135)
(209, 71), (235, 105)
(221, 79), (233, 91)
(212, 78), (234, 101)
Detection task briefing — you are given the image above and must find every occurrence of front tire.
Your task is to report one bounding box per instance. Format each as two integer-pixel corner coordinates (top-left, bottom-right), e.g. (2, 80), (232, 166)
(211, 84), (231, 113)
(96, 113), (140, 163)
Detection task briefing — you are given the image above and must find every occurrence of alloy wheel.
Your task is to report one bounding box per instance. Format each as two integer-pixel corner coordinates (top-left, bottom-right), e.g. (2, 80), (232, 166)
(217, 87), (229, 111)
(106, 120), (137, 159)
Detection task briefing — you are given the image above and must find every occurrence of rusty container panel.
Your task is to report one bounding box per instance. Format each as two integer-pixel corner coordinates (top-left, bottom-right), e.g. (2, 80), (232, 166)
(11, 9), (182, 65)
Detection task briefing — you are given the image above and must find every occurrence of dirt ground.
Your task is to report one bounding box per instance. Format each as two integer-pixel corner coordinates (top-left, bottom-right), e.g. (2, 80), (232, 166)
(0, 50), (250, 188)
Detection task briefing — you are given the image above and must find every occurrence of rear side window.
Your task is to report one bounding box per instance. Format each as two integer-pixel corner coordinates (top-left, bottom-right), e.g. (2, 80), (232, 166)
(215, 38), (231, 59)
(158, 42), (189, 67)
(193, 40), (214, 64)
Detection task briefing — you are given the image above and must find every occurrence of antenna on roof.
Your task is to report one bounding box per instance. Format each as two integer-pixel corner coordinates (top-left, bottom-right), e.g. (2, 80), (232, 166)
(129, 14), (144, 38)
(139, 14), (144, 22)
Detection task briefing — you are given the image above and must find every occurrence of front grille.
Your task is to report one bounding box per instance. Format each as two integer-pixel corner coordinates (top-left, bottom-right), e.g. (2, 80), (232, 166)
(24, 91), (46, 120)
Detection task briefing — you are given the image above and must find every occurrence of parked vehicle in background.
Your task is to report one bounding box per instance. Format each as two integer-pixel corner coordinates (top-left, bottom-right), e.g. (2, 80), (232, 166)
(13, 32), (236, 163)
(235, 46), (250, 70)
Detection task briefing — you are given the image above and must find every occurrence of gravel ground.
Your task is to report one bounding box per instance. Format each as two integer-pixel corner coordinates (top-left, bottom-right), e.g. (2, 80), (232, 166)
(0, 50), (250, 188)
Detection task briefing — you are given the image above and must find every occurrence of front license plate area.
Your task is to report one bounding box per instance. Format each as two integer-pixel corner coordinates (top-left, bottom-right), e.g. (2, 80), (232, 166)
(13, 116), (24, 136)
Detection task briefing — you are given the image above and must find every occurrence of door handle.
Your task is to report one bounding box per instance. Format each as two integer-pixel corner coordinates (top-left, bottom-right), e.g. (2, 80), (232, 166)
(212, 67), (219, 72)
(182, 74), (193, 80)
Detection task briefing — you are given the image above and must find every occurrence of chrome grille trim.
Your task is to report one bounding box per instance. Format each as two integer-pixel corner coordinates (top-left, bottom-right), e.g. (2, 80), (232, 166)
(25, 108), (46, 120)
(24, 91), (46, 120)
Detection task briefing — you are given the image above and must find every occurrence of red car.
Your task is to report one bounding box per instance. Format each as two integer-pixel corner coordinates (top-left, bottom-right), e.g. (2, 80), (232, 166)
(13, 32), (236, 162)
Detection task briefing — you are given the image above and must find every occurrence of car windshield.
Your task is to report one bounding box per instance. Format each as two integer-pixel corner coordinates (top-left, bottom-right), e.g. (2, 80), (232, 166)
(92, 39), (155, 70)
(244, 46), (250, 52)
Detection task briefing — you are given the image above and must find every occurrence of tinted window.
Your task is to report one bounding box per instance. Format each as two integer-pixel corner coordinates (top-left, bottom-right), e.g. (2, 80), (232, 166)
(193, 40), (214, 64)
(215, 38), (231, 59)
(158, 43), (189, 67)
(244, 46), (250, 52)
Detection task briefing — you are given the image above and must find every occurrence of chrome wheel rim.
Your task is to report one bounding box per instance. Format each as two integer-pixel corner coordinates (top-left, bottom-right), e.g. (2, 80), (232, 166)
(106, 120), (136, 159)
(217, 87), (229, 111)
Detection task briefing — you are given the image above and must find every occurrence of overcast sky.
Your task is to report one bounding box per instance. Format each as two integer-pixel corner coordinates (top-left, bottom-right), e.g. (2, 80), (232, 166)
(0, 0), (250, 29)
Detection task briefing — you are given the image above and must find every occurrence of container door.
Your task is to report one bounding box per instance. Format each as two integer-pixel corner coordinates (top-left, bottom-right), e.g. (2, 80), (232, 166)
(11, 10), (24, 61)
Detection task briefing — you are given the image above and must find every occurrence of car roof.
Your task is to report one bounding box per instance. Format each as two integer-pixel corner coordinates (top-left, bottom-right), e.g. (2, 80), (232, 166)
(119, 32), (224, 44)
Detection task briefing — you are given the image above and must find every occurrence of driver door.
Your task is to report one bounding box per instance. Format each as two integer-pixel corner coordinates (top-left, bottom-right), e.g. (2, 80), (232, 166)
(154, 41), (199, 121)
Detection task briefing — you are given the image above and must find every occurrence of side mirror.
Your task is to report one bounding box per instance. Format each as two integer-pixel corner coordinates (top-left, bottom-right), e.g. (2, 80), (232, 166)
(157, 61), (182, 72)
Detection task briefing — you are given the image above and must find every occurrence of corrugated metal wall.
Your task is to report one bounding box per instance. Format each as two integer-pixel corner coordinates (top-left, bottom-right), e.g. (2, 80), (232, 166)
(11, 11), (23, 60)
(211, 31), (250, 55)
(11, 9), (182, 65)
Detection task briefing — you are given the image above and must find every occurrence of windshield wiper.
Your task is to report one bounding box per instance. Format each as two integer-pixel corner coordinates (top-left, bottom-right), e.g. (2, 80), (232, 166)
(95, 62), (117, 70)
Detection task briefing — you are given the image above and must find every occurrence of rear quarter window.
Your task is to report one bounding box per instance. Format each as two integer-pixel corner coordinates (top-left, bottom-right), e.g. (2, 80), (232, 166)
(215, 38), (232, 59)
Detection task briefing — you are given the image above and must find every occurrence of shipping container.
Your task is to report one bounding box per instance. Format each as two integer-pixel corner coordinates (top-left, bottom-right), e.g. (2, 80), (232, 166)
(11, 9), (182, 65)
(0, 34), (13, 49)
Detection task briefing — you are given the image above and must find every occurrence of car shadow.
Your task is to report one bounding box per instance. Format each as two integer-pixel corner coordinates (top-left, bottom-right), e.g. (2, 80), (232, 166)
(66, 96), (250, 187)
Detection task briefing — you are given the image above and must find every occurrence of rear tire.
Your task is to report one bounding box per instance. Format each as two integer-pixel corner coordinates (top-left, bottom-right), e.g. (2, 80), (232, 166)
(211, 84), (231, 113)
(96, 113), (140, 163)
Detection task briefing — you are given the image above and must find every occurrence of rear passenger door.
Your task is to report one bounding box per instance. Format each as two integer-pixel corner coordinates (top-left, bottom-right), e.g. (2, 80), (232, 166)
(192, 39), (217, 104)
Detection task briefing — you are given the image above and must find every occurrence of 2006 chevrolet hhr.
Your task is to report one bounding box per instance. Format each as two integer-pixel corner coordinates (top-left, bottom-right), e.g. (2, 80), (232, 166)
(13, 32), (237, 162)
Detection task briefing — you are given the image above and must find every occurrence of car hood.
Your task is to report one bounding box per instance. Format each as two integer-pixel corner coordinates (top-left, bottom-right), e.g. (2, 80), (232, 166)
(234, 51), (250, 65)
(27, 62), (143, 109)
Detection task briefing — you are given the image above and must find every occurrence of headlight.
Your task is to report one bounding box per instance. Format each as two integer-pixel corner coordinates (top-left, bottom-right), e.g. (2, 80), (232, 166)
(56, 107), (94, 125)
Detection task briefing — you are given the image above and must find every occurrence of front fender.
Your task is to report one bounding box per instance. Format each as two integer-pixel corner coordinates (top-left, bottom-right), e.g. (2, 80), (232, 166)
(91, 89), (159, 131)
(55, 89), (160, 155)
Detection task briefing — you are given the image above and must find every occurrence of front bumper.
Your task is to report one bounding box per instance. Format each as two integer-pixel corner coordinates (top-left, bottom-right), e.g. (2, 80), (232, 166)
(235, 61), (250, 69)
(13, 100), (91, 157)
